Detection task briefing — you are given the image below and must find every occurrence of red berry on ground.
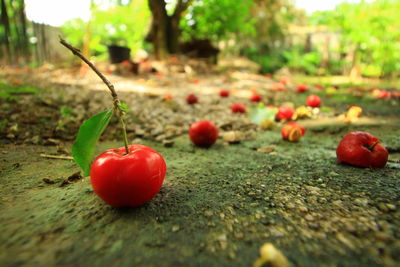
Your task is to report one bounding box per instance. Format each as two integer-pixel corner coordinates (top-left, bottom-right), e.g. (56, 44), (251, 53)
(250, 94), (262, 102)
(276, 105), (295, 121)
(306, 95), (321, 108)
(186, 94), (199, 104)
(189, 120), (219, 148)
(90, 145), (167, 207)
(336, 132), (388, 168)
(231, 103), (246, 113)
(273, 83), (286, 91)
(219, 90), (230, 97)
(281, 122), (306, 142)
(296, 84), (308, 93)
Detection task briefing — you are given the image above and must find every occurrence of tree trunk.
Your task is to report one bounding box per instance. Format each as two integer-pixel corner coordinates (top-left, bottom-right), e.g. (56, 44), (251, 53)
(148, 0), (191, 59)
(19, 0), (30, 63)
(148, 0), (169, 60)
(1, 0), (11, 64)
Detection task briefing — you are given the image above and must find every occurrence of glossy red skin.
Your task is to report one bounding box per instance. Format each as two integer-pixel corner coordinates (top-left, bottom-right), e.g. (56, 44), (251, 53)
(276, 105), (294, 121)
(296, 84), (308, 93)
(336, 132), (388, 168)
(281, 122), (306, 139)
(306, 95), (321, 107)
(189, 120), (218, 148)
(186, 94), (199, 104)
(219, 90), (230, 97)
(231, 103), (246, 113)
(250, 94), (262, 102)
(90, 145), (167, 207)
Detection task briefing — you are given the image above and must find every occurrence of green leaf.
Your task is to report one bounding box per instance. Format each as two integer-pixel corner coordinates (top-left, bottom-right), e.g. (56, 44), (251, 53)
(72, 110), (113, 176)
(249, 104), (278, 125)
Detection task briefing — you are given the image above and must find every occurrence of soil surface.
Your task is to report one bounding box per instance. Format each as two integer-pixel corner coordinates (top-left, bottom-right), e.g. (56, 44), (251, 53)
(1, 66), (400, 266)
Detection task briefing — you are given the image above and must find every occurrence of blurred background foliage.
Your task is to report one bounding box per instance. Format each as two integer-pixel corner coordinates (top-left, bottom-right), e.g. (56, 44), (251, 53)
(1, 0), (400, 79)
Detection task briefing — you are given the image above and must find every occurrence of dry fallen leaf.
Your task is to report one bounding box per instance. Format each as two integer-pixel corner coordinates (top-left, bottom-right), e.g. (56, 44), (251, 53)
(257, 146), (276, 153)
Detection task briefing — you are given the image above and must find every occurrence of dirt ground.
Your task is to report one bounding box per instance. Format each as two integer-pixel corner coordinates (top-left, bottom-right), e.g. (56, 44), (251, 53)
(1, 66), (400, 266)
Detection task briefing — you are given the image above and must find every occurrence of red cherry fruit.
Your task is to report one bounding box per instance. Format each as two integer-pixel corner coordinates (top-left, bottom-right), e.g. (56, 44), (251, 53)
(336, 132), (388, 168)
(306, 95), (321, 108)
(189, 120), (218, 148)
(280, 76), (288, 85)
(273, 83), (286, 91)
(231, 103), (246, 113)
(373, 89), (389, 99)
(281, 122), (305, 142)
(276, 105), (295, 121)
(219, 90), (230, 97)
(250, 94), (262, 102)
(186, 94), (199, 104)
(296, 84), (308, 93)
(90, 145), (167, 207)
(164, 94), (173, 101)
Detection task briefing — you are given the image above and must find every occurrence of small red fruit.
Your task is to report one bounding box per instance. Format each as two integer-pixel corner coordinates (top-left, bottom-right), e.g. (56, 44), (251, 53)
(281, 122), (306, 142)
(231, 103), (246, 113)
(372, 89), (389, 99)
(90, 145), (167, 207)
(306, 95), (321, 108)
(296, 84), (308, 93)
(186, 93), (199, 104)
(280, 76), (288, 85)
(315, 84), (324, 90)
(273, 83), (286, 91)
(276, 105), (295, 121)
(336, 132), (388, 168)
(219, 90), (230, 97)
(164, 94), (173, 101)
(189, 120), (218, 148)
(250, 94), (262, 102)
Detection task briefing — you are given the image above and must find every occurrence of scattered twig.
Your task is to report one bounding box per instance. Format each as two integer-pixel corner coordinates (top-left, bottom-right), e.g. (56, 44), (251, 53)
(40, 154), (73, 160)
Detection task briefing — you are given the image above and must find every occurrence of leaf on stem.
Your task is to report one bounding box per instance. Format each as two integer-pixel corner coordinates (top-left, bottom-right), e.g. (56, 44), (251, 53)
(72, 110), (113, 176)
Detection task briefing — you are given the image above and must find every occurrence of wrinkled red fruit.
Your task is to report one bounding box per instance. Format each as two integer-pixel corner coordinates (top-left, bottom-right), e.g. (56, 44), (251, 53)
(276, 105), (294, 121)
(336, 132), (388, 168)
(90, 145), (167, 207)
(219, 90), (230, 97)
(186, 94), (199, 104)
(250, 94), (262, 102)
(231, 103), (246, 113)
(296, 84), (308, 93)
(281, 122), (306, 142)
(189, 120), (218, 148)
(306, 95), (321, 108)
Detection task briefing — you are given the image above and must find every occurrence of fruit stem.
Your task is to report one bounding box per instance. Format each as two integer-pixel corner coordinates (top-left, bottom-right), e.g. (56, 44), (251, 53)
(369, 141), (379, 151)
(60, 38), (130, 154)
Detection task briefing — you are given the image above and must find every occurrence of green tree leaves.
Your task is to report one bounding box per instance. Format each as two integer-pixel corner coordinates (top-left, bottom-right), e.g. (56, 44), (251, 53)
(72, 110), (113, 176)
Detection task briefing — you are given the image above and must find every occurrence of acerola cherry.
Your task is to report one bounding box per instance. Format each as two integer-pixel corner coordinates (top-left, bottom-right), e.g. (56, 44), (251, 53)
(296, 84), (308, 93)
(276, 105), (295, 121)
(186, 93), (199, 104)
(250, 94), (262, 102)
(306, 95), (321, 108)
(231, 103), (246, 113)
(90, 145), (167, 207)
(219, 90), (230, 97)
(372, 89), (389, 99)
(189, 120), (218, 148)
(164, 94), (173, 101)
(281, 122), (305, 142)
(273, 83), (286, 91)
(336, 132), (388, 168)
